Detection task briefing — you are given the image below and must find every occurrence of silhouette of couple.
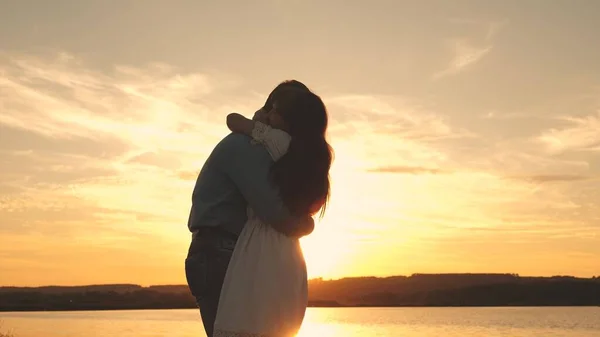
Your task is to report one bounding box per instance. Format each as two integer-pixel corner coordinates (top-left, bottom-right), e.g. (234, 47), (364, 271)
(185, 80), (333, 337)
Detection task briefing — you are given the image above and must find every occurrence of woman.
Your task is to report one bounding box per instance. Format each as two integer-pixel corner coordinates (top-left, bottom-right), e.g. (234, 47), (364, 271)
(213, 89), (333, 337)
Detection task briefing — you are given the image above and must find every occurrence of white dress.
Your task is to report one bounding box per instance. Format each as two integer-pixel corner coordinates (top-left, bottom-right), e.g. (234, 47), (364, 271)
(213, 122), (308, 337)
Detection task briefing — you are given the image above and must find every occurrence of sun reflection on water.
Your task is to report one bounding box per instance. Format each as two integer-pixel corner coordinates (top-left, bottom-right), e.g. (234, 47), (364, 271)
(296, 321), (348, 337)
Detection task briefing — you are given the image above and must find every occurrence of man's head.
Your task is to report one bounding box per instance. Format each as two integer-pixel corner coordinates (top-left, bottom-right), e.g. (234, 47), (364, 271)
(261, 80), (310, 112)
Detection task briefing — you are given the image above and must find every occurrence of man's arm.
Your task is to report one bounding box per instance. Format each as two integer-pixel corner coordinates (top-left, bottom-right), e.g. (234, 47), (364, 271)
(216, 133), (314, 237)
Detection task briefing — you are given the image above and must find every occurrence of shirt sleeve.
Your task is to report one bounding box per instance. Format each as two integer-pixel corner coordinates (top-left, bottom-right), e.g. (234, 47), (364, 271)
(215, 133), (304, 235)
(251, 122), (291, 161)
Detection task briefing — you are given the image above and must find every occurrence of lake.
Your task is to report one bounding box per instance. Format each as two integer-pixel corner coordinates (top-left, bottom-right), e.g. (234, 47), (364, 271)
(1, 307), (600, 337)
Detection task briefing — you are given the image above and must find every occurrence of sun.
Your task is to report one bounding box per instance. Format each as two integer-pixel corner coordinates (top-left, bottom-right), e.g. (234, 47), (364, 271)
(300, 226), (346, 279)
(300, 211), (361, 280)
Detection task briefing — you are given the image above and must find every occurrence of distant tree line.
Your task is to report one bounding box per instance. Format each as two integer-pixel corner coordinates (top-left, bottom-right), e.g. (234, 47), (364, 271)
(1, 274), (598, 311)
(354, 280), (600, 306)
(0, 289), (197, 311)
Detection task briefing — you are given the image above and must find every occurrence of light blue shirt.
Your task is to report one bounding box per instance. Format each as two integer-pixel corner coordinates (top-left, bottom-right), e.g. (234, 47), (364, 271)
(187, 133), (298, 236)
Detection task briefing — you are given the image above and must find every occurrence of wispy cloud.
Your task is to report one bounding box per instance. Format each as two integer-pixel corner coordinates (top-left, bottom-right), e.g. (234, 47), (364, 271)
(433, 20), (506, 80)
(434, 39), (492, 79)
(367, 165), (450, 175)
(176, 170), (200, 181)
(506, 174), (593, 183)
(0, 52), (256, 274)
(536, 112), (600, 154)
(0, 53), (231, 148)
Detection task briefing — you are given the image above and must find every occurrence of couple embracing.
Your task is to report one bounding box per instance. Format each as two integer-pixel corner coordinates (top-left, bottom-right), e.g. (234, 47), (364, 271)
(185, 80), (333, 337)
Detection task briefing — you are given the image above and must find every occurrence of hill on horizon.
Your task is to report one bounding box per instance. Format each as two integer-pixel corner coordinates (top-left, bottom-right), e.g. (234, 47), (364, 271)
(1, 273), (599, 311)
(2, 272), (597, 291)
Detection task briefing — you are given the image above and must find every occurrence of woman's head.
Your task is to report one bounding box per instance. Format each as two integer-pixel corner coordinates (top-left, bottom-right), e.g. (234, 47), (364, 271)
(262, 80), (310, 112)
(269, 89), (333, 218)
(270, 89), (327, 138)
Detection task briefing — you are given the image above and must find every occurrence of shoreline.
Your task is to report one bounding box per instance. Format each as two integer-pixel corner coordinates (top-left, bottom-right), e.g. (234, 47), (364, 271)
(2, 304), (600, 313)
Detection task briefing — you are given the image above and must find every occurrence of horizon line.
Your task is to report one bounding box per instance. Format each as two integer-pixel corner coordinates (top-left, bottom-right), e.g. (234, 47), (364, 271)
(3, 273), (599, 288)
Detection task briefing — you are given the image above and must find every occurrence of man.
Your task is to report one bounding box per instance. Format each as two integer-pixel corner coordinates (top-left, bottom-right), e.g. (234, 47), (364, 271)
(185, 80), (314, 337)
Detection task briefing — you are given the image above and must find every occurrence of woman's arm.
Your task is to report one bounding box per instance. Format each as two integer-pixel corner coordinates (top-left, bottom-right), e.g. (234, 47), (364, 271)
(227, 113), (255, 136)
(228, 112), (290, 161)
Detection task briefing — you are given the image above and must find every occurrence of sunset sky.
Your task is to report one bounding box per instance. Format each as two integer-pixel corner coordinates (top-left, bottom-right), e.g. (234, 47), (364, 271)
(1, 1), (599, 286)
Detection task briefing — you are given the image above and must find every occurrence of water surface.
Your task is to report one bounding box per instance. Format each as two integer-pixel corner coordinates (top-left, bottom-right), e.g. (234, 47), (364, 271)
(2, 307), (599, 336)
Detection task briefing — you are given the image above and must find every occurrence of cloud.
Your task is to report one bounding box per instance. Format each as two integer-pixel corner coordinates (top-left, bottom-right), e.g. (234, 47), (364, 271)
(326, 94), (472, 142)
(322, 94), (475, 178)
(0, 52), (257, 250)
(367, 165), (450, 175)
(176, 170), (199, 181)
(126, 151), (182, 169)
(434, 39), (492, 79)
(536, 112), (600, 154)
(0, 52), (262, 285)
(433, 20), (506, 79)
(506, 174), (593, 183)
(0, 52), (232, 149)
(315, 88), (597, 259)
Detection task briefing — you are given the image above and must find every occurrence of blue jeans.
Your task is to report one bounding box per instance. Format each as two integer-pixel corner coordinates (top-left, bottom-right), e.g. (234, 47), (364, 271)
(185, 230), (236, 337)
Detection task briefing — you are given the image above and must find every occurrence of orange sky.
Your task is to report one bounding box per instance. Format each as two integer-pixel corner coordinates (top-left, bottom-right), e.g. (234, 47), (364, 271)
(1, 1), (599, 286)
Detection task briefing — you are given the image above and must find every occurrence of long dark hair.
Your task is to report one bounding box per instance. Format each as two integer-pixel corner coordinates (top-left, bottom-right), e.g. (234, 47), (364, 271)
(270, 89), (333, 218)
(262, 80), (310, 111)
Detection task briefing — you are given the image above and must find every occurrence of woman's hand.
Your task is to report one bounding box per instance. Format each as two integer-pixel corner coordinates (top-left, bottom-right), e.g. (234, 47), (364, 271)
(252, 108), (270, 124)
(295, 215), (315, 237)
